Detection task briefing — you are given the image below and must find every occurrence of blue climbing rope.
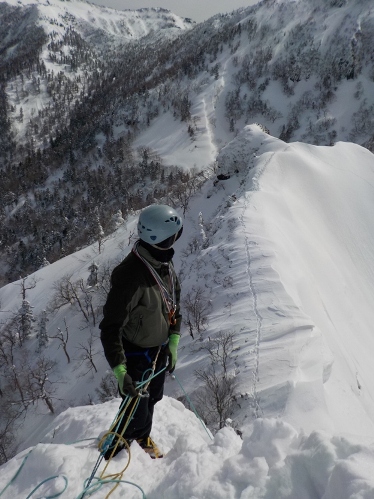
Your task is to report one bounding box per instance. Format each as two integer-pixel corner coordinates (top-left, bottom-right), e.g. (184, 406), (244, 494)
(79, 366), (167, 498)
(25, 475), (68, 499)
(76, 478), (146, 499)
(0, 450), (32, 497)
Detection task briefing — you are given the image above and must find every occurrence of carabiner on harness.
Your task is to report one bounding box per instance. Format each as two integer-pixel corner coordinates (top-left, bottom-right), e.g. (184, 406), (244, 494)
(135, 382), (150, 398)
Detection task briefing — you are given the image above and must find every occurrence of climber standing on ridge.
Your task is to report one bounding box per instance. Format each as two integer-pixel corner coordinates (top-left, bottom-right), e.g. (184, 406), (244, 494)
(99, 204), (183, 460)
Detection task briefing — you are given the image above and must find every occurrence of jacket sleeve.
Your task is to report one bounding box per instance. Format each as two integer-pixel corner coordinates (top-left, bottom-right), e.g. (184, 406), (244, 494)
(99, 260), (143, 368)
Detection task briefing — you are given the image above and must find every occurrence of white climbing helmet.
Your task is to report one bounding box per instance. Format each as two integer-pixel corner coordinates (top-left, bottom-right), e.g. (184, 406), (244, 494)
(138, 204), (183, 248)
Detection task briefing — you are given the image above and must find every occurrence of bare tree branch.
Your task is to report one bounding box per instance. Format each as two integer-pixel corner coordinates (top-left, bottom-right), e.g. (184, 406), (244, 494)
(49, 318), (70, 364)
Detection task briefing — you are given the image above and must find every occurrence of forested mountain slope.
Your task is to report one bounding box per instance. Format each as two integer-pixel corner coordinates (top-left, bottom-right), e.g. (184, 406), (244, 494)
(1, 0), (374, 285)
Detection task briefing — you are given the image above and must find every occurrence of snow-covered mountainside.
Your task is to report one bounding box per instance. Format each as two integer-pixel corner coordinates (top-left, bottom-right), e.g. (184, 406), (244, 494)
(2, 0), (193, 44)
(1, 0), (374, 285)
(1, 126), (374, 497)
(1, 0), (194, 142)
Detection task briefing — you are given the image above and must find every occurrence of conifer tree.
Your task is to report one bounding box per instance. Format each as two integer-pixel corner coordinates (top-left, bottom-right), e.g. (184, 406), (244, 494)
(87, 262), (99, 287)
(17, 300), (35, 345)
(91, 206), (105, 252)
(110, 210), (125, 232)
(36, 310), (49, 352)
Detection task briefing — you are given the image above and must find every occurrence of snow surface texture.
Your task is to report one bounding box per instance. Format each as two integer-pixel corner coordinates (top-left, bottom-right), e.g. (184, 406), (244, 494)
(1, 125), (374, 497)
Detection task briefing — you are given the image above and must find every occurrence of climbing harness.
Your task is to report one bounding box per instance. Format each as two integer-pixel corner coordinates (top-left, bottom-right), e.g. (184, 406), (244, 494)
(132, 242), (177, 325)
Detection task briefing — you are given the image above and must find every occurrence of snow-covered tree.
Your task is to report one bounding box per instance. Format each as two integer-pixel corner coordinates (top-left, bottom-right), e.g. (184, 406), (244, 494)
(91, 206), (105, 252)
(16, 300), (35, 345)
(87, 262), (99, 287)
(198, 212), (209, 249)
(110, 210), (125, 232)
(36, 310), (49, 352)
(39, 257), (50, 269)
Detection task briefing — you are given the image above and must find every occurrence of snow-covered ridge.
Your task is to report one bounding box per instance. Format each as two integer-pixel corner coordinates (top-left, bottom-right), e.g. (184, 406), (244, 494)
(1, 126), (374, 496)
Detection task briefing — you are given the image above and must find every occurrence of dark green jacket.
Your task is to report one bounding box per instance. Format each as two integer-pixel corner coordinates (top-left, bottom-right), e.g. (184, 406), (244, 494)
(99, 244), (181, 368)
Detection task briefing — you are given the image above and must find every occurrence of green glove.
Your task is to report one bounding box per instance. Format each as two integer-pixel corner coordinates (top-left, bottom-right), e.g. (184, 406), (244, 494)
(113, 364), (137, 398)
(166, 333), (180, 373)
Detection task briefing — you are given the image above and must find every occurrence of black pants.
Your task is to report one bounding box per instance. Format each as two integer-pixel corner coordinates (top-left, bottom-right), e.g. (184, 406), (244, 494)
(115, 342), (167, 442)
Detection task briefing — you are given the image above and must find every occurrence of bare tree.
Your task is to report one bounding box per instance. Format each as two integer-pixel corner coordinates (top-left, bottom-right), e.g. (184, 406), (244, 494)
(48, 274), (76, 310)
(0, 326), (17, 366)
(75, 333), (100, 376)
(127, 229), (136, 246)
(199, 331), (235, 375)
(49, 276), (97, 324)
(96, 261), (113, 301)
(0, 332), (28, 461)
(172, 182), (194, 215)
(182, 287), (212, 336)
(0, 398), (21, 465)
(25, 356), (58, 414)
(194, 365), (238, 431)
(192, 331), (238, 432)
(169, 168), (205, 215)
(0, 327), (28, 409)
(14, 276), (40, 300)
(95, 373), (118, 402)
(79, 279), (98, 326)
(70, 279), (90, 322)
(0, 327), (58, 462)
(49, 318), (71, 364)
(180, 237), (200, 257)
(186, 319), (194, 339)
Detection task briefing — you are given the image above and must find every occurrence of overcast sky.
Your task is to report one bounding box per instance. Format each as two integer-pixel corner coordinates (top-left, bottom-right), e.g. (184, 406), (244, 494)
(88, 0), (260, 23)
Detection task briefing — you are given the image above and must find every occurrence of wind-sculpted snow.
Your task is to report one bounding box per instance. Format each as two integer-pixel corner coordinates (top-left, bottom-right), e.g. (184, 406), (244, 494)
(1, 398), (374, 498)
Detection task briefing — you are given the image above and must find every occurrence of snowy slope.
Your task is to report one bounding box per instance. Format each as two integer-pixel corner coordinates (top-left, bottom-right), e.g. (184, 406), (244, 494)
(133, 0), (374, 169)
(1, 126), (374, 497)
(3, 0), (374, 288)
(2, 0), (194, 143)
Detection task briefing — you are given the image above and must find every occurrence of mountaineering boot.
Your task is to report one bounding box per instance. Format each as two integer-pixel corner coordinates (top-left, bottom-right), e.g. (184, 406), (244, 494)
(103, 438), (133, 461)
(136, 437), (163, 459)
